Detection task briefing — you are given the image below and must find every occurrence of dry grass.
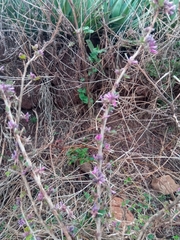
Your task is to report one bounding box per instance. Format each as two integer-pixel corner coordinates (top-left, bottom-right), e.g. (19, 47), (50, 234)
(0, 5), (180, 240)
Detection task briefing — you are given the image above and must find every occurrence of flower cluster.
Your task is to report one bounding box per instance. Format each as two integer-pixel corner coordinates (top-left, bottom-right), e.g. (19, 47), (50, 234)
(29, 72), (36, 79)
(67, 226), (76, 237)
(56, 202), (75, 219)
(91, 204), (99, 218)
(18, 218), (26, 227)
(104, 142), (111, 151)
(146, 35), (158, 55)
(35, 49), (44, 56)
(93, 154), (103, 161)
(95, 134), (102, 142)
(128, 56), (138, 65)
(100, 91), (119, 107)
(164, 0), (176, 15)
(21, 112), (30, 122)
(91, 166), (106, 185)
(32, 44), (44, 56)
(152, 0), (176, 16)
(0, 83), (15, 95)
(8, 120), (18, 130)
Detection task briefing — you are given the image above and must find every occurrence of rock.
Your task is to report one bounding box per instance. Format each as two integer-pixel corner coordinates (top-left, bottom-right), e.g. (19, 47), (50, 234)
(151, 175), (179, 195)
(79, 162), (92, 173)
(110, 196), (134, 226)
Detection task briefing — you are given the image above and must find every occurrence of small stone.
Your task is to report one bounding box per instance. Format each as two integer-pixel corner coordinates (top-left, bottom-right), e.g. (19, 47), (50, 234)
(79, 162), (92, 173)
(110, 197), (134, 226)
(151, 175), (179, 195)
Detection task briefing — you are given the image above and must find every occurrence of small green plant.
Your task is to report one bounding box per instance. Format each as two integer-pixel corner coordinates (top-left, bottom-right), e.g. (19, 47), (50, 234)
(82, 26), (94, 35)
(66, 147), (94, 165)
(86, 39), (106, 63)
(30, 116), (37, 124)
(173, 235), (180, 240)
(84, 191), (93, 203)
(147, 233), (155, 239)
(77, 88), (93, 105)
(146, 57), (180, 80)
(124, 177), (132, 185)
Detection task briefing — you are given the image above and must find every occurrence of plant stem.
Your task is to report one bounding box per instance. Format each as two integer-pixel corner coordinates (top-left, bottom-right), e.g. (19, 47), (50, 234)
(94, 10), (159, 240)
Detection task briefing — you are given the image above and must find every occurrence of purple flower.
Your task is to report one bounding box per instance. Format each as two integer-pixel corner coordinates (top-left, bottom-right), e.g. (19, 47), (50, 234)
(93, 154), (103, 161)
(22, 167), (30, 175)
(111, 189), (116, 195)
(66, 207), (75, 219)
(144, 27), (155, 33)
(67, 226), (75, 237)
(91, 204), (99, 218)
(146, 35), (158, 55)
(24, 112), (30, 122)
(27, 213), (34, 220)
(16, 197), (21, 206)
(34, 166), (46, 175)
(152, 0), (176, 16)
(106, 162), (112, 169)
(128, 56), (138, 65)
(115, 69), (120, 75)
(18, 218), (26, 227)
(8, 120), (18, 130)
(91, 166), (106, 185)
(0, 66), (4, 71)
(111, 220), (119, 228)
(56, 202), (67, 212)
(47, 187), (55, 195)
(102, 113), (110, 119)
(95, 134), (102, 142)
(91, 166), (99, 175)
(104, 143), (111, 151)
(35, 49), (44, 56)
(56, 202), (75, 219)
(105, 126), (111, 132)
(37, 191), (44, 201)
(12, 150), (19, 163)
(101, 91), (119, 107)
(164, 0), (176, 15)
(0, 83), (15, 95)
(29, 72), (36, 79)
(22, 232), (30, 238)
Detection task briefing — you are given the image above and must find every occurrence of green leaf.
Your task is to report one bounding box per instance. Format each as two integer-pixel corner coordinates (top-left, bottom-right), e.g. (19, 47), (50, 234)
(147, 233), (155, 239)
(82, 26), (94, 34)
(78, 88), (86, 94)
(84, 192), (90, 199)
(24, 226), (30, 232)
(25, 234), (32, 240)
(20, 191), (26, 198)
(173, 236), (180, 240)
(158, 0), (165, 7)
(5, 171), (11, 177)
(19, 54), (26, 60)
(80, 77), (85, 82)
(33, 76), (41, 81)
(98, 209), (107, 217)
(12, 204), (18, 211)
